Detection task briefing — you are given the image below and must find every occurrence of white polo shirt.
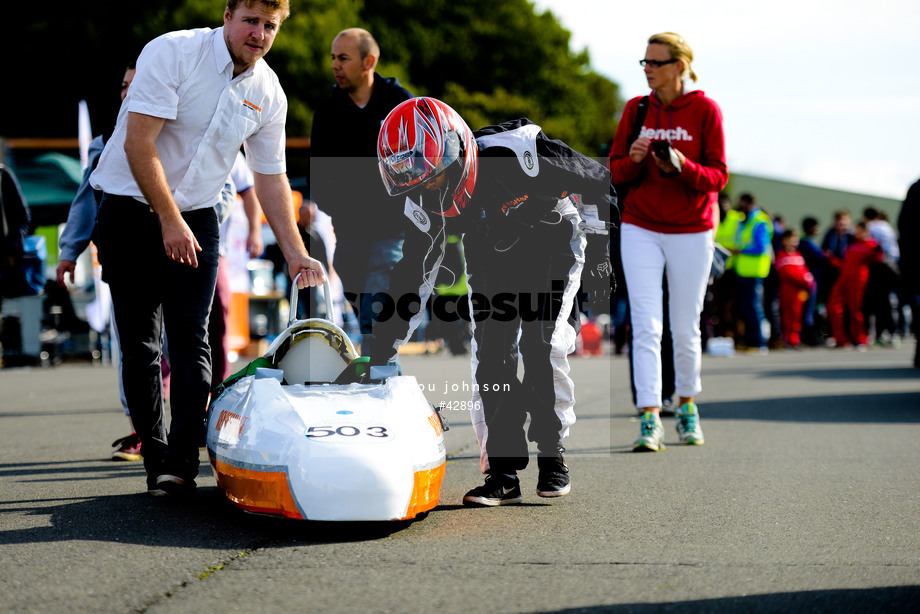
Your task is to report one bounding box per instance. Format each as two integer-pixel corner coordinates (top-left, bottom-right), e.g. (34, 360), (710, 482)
(91, 27), (287, 212)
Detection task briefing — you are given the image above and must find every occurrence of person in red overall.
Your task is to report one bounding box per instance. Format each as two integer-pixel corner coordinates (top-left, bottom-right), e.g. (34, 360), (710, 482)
(774, 229), (815, 348)
(828, 221), (883, 348)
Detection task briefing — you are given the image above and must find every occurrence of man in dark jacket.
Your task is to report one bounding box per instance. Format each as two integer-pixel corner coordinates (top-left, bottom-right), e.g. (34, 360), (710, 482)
(310, 28), (412, 344)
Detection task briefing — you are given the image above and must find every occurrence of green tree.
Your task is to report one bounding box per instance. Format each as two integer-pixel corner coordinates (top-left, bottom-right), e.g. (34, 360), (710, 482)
(360, 0), (621, 154)
(6, 0), (622, 160)
(8, 0), (344, 140)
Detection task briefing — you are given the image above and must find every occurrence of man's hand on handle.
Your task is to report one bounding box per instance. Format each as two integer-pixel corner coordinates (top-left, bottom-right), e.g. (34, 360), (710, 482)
(290, 257), (327, 289)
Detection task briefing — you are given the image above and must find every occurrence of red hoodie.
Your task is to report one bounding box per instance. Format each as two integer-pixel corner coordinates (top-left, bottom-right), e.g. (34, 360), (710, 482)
(608, 90), (728, 234)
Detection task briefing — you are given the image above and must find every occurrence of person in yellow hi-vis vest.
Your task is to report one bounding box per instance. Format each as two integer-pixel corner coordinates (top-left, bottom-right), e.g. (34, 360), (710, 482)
(731, 193), (773, 353)
(715, 204), (743, 268)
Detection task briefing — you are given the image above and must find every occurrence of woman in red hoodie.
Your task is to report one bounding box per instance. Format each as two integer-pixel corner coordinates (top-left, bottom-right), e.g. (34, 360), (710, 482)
(608, 32), (728, 452)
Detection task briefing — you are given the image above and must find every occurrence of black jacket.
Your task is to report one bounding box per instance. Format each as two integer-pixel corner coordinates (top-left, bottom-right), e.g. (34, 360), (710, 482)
(309, 74), (412, 239)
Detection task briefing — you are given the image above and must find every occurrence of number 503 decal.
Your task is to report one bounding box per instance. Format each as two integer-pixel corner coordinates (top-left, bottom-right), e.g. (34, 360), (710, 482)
(304, 424), (391, 442)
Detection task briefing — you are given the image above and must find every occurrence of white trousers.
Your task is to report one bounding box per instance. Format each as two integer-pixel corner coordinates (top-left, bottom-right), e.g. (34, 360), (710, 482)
(620, 223), (713, 409)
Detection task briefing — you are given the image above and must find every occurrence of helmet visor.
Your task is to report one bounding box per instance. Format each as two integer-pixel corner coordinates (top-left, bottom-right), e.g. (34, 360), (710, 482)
(379, 132), (461, 197)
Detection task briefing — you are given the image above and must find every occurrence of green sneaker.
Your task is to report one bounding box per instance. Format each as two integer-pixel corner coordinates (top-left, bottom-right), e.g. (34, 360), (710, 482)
(676, 403), (705, 445)
(633, 412), (665, 452)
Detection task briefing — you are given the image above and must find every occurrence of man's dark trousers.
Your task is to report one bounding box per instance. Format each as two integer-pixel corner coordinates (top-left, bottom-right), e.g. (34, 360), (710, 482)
(97, 194), (219, 487)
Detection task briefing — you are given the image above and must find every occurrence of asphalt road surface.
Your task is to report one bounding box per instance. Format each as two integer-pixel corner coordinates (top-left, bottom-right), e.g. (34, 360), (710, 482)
(1, 341), (919, 613)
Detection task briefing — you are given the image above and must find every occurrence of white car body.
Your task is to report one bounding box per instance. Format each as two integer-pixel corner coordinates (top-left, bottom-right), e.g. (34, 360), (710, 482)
(206, 286), (446, 521)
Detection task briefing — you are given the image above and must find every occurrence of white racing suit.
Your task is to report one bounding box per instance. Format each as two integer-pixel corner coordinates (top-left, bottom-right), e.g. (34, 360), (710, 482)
(365, 119), (615, 475)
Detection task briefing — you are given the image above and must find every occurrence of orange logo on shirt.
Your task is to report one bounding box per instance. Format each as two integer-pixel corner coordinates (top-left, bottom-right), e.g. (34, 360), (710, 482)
(243, 100), (262, 113)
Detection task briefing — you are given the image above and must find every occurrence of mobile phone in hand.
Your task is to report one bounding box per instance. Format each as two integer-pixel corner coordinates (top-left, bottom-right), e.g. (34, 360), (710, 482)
(651, 140), (681, 170)
(651, 140), (670, 159)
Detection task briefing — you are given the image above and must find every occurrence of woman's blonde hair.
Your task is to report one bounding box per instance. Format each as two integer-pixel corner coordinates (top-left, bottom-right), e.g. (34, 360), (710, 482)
(648, 32), (697, 83)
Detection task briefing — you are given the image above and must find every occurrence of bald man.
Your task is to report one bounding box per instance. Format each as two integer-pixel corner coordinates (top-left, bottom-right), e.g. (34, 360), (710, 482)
(309, 28), (414, 351)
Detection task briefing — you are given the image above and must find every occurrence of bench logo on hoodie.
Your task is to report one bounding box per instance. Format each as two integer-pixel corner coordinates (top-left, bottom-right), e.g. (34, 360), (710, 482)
(638, 126), (693, 142)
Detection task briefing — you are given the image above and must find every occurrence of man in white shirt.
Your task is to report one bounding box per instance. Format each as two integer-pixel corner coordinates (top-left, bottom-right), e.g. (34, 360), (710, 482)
(90, 0), (324, 498)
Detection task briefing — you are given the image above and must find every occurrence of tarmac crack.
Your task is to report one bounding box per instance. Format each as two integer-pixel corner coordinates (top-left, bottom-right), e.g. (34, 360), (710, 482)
(446, 442), (478, 459)
(134, 549), (255, 612)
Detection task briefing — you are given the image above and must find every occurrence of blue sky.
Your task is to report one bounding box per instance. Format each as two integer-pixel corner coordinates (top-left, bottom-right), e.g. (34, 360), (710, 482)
(532, 0), (920, 200)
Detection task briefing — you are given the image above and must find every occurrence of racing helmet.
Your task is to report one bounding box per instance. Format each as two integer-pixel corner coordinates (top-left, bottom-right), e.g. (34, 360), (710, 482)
(377, 97), (477, 218)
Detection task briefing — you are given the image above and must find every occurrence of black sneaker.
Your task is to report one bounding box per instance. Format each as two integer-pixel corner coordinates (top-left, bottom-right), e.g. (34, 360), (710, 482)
(462, 474), (523, 507)
(146, 478), (168, 497)
(536, 451), (570, 497)
(146, 475), (167, 497)
(156, 474), (196, 499)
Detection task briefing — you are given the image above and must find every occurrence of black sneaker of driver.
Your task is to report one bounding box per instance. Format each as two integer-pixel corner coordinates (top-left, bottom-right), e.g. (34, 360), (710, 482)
(536, 452), (571, 497)
(462, 473), (523, 507)
(156, 474), (197, 499)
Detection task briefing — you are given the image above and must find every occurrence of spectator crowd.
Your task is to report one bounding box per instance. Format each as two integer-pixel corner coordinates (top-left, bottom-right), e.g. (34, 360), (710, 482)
(698, 196), (909, 355)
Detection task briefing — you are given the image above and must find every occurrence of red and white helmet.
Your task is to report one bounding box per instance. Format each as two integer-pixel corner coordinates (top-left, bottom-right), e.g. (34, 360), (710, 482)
(377, 97), (477, 218)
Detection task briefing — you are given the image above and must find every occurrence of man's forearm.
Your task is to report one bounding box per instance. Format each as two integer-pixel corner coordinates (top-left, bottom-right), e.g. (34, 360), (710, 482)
(126, 144), (179, 220)
(124, 112), (181, 223)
